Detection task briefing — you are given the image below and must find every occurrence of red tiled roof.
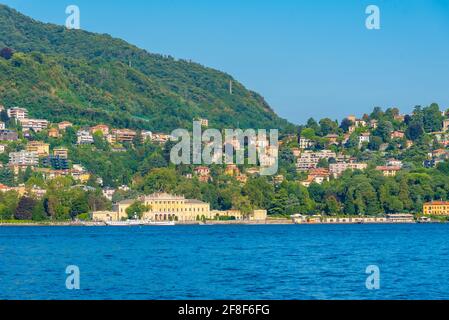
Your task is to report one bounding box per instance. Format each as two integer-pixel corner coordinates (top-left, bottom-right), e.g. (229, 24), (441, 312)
(424, 201), (449, 205)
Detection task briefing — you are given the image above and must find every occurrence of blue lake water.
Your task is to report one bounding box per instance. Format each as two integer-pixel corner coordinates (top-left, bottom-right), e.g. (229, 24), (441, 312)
(0, 224), (448, 300)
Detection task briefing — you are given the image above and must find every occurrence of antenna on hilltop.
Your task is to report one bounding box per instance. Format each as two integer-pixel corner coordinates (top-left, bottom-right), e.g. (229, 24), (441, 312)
(229, 80), (233, 95)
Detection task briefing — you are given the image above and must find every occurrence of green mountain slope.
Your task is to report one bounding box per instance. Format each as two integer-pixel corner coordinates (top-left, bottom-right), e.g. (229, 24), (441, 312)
(0, 4), (294, 132)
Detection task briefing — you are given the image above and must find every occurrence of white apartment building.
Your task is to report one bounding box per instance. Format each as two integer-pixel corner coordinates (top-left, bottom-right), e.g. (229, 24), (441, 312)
(7, 107), (28, 120)
(329, 162), (368, 178)
(151, 133), (174, 144)
(299, 137), (315, 150)
(102, 188), (116, 201)
(19, 118), (49, 132)
(359, 133), (370, 146)
(77, 130), (94, 144)
(9, 151), (39, 166)
(386, 159), (403, 168)
(296, 150), (337, 172)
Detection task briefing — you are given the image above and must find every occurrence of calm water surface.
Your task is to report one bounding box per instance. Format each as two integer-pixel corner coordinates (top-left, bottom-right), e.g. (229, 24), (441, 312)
(0, 224), (448, 300)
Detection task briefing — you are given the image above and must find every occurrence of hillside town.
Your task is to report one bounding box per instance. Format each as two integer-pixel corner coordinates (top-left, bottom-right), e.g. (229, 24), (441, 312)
(1, 103), (449, 224)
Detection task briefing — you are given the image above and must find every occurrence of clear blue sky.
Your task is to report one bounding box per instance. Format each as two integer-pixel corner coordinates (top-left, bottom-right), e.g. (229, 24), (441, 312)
(2, 0), (449, 124)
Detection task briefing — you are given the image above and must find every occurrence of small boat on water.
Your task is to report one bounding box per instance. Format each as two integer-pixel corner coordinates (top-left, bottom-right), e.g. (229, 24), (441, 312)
(105, 220), (143, 226)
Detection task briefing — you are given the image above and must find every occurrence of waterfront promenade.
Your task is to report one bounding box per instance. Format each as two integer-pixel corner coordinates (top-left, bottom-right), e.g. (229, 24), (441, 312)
(0, 217), (434, 227)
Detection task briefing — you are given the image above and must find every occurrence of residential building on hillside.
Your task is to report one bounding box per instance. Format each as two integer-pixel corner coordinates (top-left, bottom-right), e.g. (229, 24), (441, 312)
(194, 166), (210, 182)
(347, 115), (367, 128)
(26, 141), (50, 156)
(53, 147), (69, 159)
(42, 156), (69, 170)
(9, 151), (39, 166)
(354, 119), (367, 127)
(58, 121), (73, 130)
(19, 118), (49, 132)
(77, 130), (94, 145)
(151, 133), (175, 144)
(70, 165), (91, 183)
(0, 130), (18, 141)
(386, 159), (403, 168)
(0, 122), (5, 130)
(299, 137), (315, 149)
(109, 129), (137, 143)
(102, 188), (116, 201)
(325, 134), (339, 145)
(329, 162), (368, 178)
(48, 127), (60, 138)
(296, 150), (336, 172)
(90, 124), (110, 135)
(358, 132), (370, 146)
(7, 107), (28, 120)
(390, 131), (405, 140)
(300, 168), (330, 187)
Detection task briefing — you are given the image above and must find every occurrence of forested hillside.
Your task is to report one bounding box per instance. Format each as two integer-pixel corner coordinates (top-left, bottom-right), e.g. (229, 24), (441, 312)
(0, 4), (294, 132)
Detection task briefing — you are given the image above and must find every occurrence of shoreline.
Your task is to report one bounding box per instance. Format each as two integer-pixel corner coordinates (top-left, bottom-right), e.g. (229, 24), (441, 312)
(0, 219), (443, 227)
(0, 220), (292, 227)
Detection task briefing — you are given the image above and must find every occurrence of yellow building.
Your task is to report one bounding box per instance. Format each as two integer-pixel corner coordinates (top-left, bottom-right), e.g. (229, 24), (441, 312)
(26, 141), (50, 156)
(92, 211), (126, 222)
(210, 209), (267, 221)
(423, 201), (449, 215)
(211, 209), (244, 220)
(71, 170), (91, 183)
(251, 209), (268, 221)
(114, 193), (268, 222)
(116, 193), (212, 222)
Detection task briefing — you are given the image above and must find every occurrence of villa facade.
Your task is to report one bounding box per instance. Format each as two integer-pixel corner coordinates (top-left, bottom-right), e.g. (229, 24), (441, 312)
(117, 193), (212, 222)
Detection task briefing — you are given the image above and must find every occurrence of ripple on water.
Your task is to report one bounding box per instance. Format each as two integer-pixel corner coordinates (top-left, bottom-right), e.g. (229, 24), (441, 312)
(2, 224), (449, 299)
